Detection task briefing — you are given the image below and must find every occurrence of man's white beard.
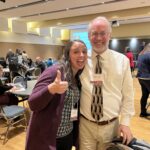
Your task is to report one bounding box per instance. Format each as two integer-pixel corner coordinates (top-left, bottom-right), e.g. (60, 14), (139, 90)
(93, 44), (108, 54)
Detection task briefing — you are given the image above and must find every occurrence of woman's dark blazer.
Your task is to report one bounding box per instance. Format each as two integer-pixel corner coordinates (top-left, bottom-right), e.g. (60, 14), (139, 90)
(25, 65), (66, 150)
(0, 79), (18, 105)
(0, 79), (12, 95)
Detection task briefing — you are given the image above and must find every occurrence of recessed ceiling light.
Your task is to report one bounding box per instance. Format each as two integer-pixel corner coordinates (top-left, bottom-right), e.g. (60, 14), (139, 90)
(112, 15), (119, 19)
(57, 22), (62, 25)
(9, 17), (20, 20)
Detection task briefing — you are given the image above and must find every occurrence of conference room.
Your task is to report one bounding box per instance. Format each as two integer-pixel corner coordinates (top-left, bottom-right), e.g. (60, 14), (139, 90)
(0, 0), (150, 150)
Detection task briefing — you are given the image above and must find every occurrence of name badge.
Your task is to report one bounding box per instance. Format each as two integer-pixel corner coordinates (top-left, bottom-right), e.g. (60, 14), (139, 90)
(70, 108), (78, 121)
(90, 73), (103, 83)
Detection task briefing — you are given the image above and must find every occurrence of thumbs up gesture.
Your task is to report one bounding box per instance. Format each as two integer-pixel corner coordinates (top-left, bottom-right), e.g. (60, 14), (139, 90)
(48, 70), (68, 94)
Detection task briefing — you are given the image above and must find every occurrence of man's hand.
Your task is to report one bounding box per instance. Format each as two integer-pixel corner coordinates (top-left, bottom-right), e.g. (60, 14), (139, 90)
(118, 124), (133, 145)
(48, 70), (68, 94)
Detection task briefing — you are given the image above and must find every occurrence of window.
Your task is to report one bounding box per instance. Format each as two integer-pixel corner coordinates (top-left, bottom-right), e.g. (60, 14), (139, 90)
(71, 31), (91, 53)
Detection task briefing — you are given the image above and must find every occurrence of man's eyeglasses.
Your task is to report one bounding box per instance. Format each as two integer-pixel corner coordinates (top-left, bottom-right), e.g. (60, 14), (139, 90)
(91, 31), (108, 37)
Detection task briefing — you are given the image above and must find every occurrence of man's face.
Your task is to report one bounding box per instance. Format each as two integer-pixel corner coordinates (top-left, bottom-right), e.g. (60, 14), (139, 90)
(36, 57), (41, 64)
(88, 20), (111, 54)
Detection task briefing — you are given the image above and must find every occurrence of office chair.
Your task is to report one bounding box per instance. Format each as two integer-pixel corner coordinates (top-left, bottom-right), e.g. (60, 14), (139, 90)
(0, 105), (27, 144)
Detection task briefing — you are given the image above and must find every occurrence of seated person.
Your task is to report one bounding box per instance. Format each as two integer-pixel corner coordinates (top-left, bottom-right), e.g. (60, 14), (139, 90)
(46, 58), (53, 67)
(35, 56), (46, 73)
(0, 57), (7, 68)
(25, 58), (35, 78)
(0, 65), (18, 106)
(27, 58), (35, 68)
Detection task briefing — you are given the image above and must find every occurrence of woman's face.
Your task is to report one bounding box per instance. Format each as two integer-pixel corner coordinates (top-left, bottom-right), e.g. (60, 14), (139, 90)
(69, 41), (87, 73)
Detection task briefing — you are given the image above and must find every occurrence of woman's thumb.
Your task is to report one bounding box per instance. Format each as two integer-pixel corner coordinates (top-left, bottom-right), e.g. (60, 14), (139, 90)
(55, 70), (61, 83)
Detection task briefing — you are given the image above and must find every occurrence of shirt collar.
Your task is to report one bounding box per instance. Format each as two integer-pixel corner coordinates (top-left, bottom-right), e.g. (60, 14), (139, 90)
(91, 49), (109, 60)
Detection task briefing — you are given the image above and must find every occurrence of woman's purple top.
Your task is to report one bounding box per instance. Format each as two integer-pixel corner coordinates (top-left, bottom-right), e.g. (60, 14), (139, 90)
(25, 65), (66, 150)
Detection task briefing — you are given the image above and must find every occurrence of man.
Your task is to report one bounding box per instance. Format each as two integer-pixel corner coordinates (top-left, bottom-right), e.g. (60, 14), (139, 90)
(79, 16), (135, 150)
(35, 56), (46, 73)
(139, 41), (146, 53)
(137, 43), (150, 117)
(6, 49), (15, 64)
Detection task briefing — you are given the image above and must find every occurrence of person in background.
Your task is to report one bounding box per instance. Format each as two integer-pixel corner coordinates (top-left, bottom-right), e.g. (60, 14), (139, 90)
(15, 48), (23, 64)
(6, 49), (15, 65)
(27, 58), (35, 68)
(79, 16), (135, 150)
(22, 50), (29, 63)
(25, 40), (88, 150)
(125, 47), (134, 74)
(139, 41), (146, 53)
(0, 65), (18, 106)
(47, 58), (53, 67)
(15, 48), (22, 55)
(137, 43), (150, 117)
(35, 56), (46, 73)
(23, 58), (35, 79)
(0, 57), (7, 68)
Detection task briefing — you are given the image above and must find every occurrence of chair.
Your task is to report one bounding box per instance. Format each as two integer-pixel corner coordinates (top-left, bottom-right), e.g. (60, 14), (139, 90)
(28, 68), (41, 80)
(0, 105), (27, 144)
(13, 76), (28, 107)
(33, 68), (41, 76)
(13, 76), (27, 87)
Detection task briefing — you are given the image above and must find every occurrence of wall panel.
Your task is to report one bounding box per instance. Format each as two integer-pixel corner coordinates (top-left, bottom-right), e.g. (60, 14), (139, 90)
(0, 42), (63, 61)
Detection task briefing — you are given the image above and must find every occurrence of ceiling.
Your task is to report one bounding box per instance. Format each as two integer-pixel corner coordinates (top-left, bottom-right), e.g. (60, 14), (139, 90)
(0, 0), (150, 29)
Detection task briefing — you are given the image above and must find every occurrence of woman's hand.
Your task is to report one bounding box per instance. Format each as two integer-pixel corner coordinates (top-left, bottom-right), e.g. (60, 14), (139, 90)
(9, 86), (17, 92)
(48, 70), (68, 94)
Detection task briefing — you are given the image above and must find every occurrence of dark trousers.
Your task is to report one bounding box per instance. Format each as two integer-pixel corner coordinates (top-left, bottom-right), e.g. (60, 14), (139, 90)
(138, 79), (150, 114)
(56, 131), (73, 150)
(0, 93), (18, 106)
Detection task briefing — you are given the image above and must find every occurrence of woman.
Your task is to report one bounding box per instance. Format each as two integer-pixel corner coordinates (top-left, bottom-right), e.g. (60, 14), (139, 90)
(25, 40), (88, 150)
(125, 47), (134, 74)
(0, 65), (18, 106)
(137, 43), (150, 117)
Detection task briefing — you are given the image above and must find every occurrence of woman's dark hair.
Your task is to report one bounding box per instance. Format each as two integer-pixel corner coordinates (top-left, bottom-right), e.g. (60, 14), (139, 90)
(59, 40), (87, 89)
(16, 49), (22, 55)
(63, 40), (87, 61)
(126, 47), (130, 52)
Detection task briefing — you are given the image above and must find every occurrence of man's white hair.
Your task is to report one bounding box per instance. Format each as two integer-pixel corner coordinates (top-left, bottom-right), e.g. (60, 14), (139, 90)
(88, 16), (112, 33)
